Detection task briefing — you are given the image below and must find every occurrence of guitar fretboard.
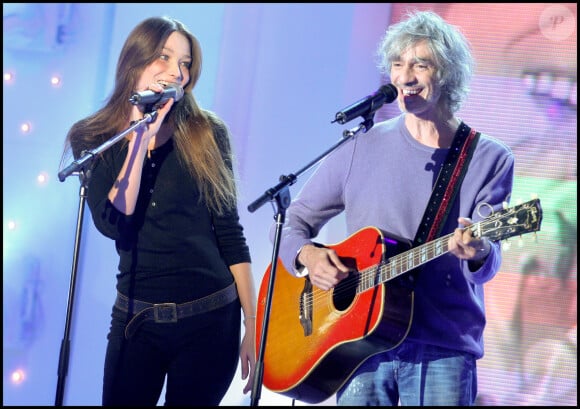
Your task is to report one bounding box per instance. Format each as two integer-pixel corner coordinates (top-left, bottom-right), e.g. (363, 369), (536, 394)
(354, 198), (542, 294)
(358, 234), (451, 293)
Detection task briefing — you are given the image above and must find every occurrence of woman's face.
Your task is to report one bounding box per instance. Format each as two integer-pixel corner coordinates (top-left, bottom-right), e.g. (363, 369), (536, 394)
(137, 31), (192, 92)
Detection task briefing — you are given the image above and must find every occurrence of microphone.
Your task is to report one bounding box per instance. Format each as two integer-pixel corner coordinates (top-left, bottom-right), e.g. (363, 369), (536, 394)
(332, 83), (398, 124)
(129, 85), (184, 106)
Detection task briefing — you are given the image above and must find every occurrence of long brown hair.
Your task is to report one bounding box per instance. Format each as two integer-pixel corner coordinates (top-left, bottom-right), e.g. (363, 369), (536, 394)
(60, 16), (237, 215)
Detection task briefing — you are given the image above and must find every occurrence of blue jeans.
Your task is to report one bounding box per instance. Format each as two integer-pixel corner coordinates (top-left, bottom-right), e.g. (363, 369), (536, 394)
(336, 341), (477, 406)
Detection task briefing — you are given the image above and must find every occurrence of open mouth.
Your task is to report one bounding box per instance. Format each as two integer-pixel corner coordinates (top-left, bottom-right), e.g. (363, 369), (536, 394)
(402, 89), (422, 97)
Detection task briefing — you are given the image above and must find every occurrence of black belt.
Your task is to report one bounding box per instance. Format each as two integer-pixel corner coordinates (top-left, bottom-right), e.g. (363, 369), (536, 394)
(115, 282), (238, 339)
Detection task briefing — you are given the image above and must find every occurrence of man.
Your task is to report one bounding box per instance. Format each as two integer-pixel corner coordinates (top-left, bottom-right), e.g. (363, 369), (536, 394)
(275, 10), (514, 405)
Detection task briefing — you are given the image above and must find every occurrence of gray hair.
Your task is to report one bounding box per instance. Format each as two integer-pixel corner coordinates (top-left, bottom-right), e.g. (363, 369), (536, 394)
(376, 10), (474, 113)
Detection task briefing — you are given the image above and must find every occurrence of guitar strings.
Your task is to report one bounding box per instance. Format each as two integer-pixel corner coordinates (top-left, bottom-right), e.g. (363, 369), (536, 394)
(302, 206), (532, 309)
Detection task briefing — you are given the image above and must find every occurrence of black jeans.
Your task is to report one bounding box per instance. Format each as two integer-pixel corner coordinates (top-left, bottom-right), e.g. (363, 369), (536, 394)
(102, 298), (241, 406)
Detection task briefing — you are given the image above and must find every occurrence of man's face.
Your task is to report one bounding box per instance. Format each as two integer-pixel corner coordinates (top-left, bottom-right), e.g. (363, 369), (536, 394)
(390, 40), (442, 117)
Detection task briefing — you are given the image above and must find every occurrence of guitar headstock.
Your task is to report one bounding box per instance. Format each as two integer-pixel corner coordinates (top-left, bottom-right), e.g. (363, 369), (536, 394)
(475, 198), (543, 243)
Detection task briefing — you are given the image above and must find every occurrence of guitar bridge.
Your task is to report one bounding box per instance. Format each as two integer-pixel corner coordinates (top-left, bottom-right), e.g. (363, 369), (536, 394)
(299, 278), (313, 336)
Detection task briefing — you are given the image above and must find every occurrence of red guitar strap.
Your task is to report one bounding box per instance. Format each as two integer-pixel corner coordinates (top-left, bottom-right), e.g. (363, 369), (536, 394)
(414, 122), (480, 246)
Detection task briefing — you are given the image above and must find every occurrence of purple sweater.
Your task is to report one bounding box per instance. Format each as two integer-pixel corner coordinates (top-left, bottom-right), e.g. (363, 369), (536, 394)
(277, 113), (514, 358)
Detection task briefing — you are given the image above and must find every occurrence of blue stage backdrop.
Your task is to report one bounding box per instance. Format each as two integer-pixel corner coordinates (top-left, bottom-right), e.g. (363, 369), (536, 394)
(3, 3), (576, 406)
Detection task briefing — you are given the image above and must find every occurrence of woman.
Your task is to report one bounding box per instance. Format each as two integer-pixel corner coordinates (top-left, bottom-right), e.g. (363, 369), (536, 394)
(60, 16), (256, 406)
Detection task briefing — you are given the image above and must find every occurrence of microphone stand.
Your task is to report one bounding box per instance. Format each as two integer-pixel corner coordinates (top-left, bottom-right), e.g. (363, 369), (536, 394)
(54, 110), (157, 406)
(247, 114), (376, 407)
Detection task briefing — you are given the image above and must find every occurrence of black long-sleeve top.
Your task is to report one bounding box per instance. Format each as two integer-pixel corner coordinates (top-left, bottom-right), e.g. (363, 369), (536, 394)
(85, 116), (251, 304)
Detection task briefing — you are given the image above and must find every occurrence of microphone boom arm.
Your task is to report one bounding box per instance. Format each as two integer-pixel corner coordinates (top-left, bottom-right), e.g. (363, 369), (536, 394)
(58, 111), (158, 182)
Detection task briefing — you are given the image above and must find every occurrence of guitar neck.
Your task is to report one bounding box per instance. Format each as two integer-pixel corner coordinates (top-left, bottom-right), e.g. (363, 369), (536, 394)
(358, 232), (453, 293)
(355, 197), (543, 294)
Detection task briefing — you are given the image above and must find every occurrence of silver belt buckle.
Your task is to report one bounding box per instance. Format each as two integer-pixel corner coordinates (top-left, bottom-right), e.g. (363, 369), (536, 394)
(153, 303), (178, 323)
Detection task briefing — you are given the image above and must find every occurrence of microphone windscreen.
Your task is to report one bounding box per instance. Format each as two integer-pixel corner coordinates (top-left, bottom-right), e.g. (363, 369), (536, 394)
(380, 84), (398, 103)
(165, 83), (185, 102)
(172, 85), (184, 102)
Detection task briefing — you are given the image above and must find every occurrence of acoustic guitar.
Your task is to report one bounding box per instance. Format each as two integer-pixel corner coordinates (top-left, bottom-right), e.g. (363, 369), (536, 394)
(255, 198), (543, 403)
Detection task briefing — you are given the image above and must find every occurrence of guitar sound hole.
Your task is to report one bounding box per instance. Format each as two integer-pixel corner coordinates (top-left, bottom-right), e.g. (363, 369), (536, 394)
(332, 272), (358, 311)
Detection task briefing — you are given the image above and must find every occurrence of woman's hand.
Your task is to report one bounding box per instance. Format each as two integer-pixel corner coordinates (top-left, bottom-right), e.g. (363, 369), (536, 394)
(239, 318), (256, 394)
(129, 83), (176, 147)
